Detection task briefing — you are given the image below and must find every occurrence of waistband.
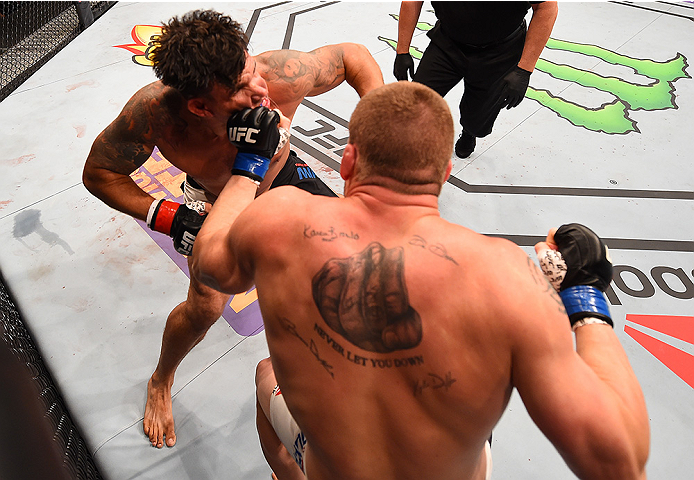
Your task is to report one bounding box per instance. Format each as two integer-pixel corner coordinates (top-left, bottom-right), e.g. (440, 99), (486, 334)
(186, 174), (205, 190)
(457, 20), (526, 50)
(270, 150), (300, 189)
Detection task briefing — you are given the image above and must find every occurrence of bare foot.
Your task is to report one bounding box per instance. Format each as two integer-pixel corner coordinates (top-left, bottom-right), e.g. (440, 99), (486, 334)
(143, 376), (176, 448)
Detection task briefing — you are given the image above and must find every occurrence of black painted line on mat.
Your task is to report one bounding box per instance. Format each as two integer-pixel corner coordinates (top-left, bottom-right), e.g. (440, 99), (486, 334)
(446, 175), (694, 200)
(291, 131), (692, 253)
(488, 234), (694, 252)
(245, 2), (291, 39)
(298, 100), (693, 201)
(290, 136), (342, 172)
(283, 1), (340, 49)
(302, 99), (350, 128)
(610, 1), (694, 21)
(657, 1), (694, 10)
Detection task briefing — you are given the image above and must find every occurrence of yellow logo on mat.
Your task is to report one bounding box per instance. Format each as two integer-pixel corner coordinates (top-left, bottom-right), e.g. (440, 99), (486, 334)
(114, 25), (162, 66)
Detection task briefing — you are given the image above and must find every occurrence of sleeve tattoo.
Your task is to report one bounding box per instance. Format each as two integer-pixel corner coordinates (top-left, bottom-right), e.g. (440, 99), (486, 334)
(261, 47), (345, 96)
(526, 255), (567, 316)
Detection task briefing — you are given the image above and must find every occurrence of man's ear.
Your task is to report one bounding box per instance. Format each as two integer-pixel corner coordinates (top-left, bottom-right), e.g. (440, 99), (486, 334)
(340, 143), (357, 181)
(444, 159), (452, 183)
(187, 98), (213, 117)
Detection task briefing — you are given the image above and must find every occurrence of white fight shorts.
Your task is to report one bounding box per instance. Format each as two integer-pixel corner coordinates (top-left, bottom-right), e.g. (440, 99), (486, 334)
(269, 385), (307, 474)
(484, 439), (493, 479)
(182, 177), (216, 204)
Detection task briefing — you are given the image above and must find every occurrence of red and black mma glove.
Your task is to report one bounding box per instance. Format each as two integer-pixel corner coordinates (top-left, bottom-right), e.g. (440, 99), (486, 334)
(227, 106), (280, 184)
(146, 200), (207, 256)
(537, 223), (614, 330)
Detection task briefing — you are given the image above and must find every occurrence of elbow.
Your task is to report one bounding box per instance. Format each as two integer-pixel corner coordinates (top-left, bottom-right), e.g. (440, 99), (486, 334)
(613, 442), (649, 480)
(83, 176), (99, 199)
(190, 244), (220, 292)
(605, 431), (650, 479)
(82, 161), (104, 198)
(82, 164), (95, 195)
(190, 240), (249, 295)
(343, 43), (384, 96)
(572, 433), (650, 480)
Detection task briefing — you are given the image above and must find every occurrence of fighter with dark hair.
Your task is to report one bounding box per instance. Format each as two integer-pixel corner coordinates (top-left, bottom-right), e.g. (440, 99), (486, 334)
(83, 9), (383, 448)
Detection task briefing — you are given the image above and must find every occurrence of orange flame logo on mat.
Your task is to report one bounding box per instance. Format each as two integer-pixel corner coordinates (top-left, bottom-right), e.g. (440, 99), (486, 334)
(114, 25), (162, 66)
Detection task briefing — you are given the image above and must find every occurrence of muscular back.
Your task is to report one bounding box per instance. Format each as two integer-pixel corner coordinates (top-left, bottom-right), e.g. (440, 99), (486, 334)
(237, 186), (555, 479)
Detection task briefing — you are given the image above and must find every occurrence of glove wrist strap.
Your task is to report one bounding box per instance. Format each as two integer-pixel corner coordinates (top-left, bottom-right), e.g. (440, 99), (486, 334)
(147, 199), (177, 235)
(146, 199), (163, 230)
(232, 152), (270, 183)
(559, 285), (613, 328)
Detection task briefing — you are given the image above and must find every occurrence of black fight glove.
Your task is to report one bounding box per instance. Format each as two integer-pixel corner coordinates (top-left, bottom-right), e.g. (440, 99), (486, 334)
(393, 53), (415, 81)
(498, 66), (531, 110)
(147, 200), (207, 256)
(228, 106), (280, 183)
(537, 223), (614, 329)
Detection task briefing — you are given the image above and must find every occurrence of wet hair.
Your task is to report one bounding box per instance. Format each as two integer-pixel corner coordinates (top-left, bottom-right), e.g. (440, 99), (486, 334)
(150, 9), (248, 99)
(348, 82), (454, 191)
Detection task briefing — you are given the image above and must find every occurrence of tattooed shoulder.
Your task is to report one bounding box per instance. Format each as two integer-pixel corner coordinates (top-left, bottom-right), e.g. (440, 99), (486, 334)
(92, 83), (173, 173)
(525, 256), (566, 316)
(258, 47), (345, 95)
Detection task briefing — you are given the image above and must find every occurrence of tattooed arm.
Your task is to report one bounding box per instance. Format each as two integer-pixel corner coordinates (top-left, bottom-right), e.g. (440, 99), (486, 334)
(257, 43), (383, 114)
(82, 83), (161, 221)
(506, 243), (648, 479)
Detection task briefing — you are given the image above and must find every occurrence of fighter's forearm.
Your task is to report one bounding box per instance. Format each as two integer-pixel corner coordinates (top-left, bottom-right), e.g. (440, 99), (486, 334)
(396, 1), (424, 54)
(191, 176), (258, 294)
(518, 1), (558, 72)
(83, 125), (156, 220)
(575, 325), (650, 475)
(83, 165), (156, 221)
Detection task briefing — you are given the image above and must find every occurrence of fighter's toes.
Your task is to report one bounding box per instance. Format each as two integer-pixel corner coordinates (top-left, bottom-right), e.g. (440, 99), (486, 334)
(149, 425), (162, 448)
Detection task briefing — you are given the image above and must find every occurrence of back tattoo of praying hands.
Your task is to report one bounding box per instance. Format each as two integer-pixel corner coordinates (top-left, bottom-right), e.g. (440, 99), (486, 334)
(312, 242), (423, 353)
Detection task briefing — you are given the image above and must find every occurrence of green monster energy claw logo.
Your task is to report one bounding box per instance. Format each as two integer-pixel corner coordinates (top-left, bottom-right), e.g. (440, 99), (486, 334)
(379, 14), (690, 135)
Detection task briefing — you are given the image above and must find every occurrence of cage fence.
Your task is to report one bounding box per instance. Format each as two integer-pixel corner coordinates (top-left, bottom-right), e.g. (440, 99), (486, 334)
(0, 1), (115, 102)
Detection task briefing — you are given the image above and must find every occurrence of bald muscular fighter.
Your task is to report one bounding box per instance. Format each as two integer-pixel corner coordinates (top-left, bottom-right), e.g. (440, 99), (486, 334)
(192, 82), (649, 479)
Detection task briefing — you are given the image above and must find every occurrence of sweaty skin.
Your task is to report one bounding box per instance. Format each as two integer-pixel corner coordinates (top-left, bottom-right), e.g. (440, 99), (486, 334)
(83, 42), (383, 448)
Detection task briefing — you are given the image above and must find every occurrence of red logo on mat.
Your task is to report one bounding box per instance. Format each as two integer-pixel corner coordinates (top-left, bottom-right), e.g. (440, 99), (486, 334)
(625, 315), (694, 389)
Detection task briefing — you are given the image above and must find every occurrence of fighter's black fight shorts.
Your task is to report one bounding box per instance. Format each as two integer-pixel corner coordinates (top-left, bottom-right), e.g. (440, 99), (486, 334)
(270, 150), (338, 197)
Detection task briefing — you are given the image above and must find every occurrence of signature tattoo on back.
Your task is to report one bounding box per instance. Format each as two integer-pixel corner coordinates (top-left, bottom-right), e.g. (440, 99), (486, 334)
(409, 235), (458, 265)
(280, 317), (334, 378)
(312, 242), (423, 353)
(413, 371), (457, 396)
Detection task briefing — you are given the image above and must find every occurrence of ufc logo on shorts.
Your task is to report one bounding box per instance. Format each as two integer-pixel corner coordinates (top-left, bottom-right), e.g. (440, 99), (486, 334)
(229, 127), (259, 144)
